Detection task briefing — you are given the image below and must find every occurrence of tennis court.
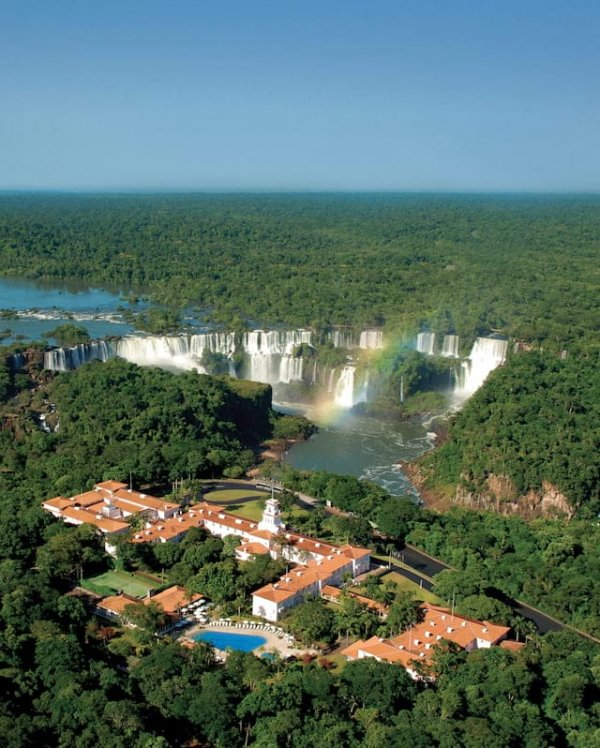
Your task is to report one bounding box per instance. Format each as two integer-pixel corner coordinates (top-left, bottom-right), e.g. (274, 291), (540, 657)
(83, 569), (159, 598)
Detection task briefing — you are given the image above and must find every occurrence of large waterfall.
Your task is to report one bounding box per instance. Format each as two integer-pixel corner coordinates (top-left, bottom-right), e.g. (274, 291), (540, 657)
(43, 328), (378, 408)
(40, 328), (508, 408)
(241, 330), (312, 384)
(455, 337), (508, 398)
(359, 330), (384, 350)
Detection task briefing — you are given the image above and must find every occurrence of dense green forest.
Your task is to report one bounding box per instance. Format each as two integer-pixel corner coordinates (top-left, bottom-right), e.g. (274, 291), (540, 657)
(0, 357), (276, 503)
(0, 193), (599, 352)
(407, 508), (600, 637)
(422, 351), (600, 516)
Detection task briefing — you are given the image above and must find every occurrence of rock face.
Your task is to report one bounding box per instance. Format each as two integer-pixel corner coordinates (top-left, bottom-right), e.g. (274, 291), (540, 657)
(455, 475), (574, 519)
(403, 460), (575, 519)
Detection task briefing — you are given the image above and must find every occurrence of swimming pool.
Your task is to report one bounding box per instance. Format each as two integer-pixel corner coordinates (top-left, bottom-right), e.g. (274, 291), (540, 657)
(193, 631), (267, 652)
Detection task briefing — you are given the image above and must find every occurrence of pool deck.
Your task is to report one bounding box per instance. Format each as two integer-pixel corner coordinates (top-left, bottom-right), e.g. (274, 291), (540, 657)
(182, 621), (314, 659)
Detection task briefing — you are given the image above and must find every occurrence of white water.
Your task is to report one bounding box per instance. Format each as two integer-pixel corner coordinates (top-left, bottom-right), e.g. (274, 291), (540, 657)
(43, 341), (112, 371)
(359, 330), (384, 349)
(41, 328), (505, 409)
(42, 329), (373, 408)
(329, 330), (356, 349)
(441, 334), (460, 358)
(328, 329), (384, 349)
(455, 337), (508, 398)
(416, 332), (436, 355)
(333, 366), (357, 408)
(279, 355), (304, 383)
(241, 330), (311, 383)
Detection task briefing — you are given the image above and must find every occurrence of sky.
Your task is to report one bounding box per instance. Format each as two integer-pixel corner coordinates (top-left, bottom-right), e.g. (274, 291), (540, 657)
(1, 0), (599, 191)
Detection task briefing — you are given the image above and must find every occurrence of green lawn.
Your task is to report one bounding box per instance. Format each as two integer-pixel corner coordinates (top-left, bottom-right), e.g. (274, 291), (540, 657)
(82, 569), (159, 599)
(225, 499), (266, 522)
(204, 488), (267, 503)
(225, 498), (312, 524)
(377, 571), (443, 605)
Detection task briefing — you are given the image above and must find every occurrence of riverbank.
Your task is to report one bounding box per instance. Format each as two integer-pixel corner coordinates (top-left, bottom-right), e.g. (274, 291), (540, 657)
(396, 458), (455, 512)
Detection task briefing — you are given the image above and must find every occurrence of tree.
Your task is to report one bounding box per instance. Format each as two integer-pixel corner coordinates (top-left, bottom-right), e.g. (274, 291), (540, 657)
(36, 524), (105, 581)
(456, 594), (513, 625)
(325, 515), (372, 546)
(335, 593), (378, 640)
(385, 592), (423, 636)
(286, 599), (335, 646)
(123, 601), (169, 634)
(339, 658), (418, 719)
(376, 497), (419, 543)
(188, 560), (240, 603)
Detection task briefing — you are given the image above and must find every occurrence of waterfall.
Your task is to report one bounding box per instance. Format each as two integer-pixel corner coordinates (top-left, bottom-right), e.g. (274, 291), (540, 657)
(441, 334), (460, 358)
(41, 327), (374, 409)
(114, 336), (192, 370)
(416, 332), (436, 355)
(333, 366), (356, 408)
(240, 330), (313, 385)
(44, 341), (112, 371)
(8, 352), (26, 372)
(330, 329), (384, 349)
(189, 332), (237, 359)
(330, 330), (356, 349)
(279, 355), (304, 383)
(357, 368), (370, 403)
(359, 330), (384, 349)
(456, 337), (508, 397)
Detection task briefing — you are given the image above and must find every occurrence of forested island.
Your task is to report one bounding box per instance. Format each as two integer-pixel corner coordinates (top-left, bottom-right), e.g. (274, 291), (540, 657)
(0, 193), (599, 746)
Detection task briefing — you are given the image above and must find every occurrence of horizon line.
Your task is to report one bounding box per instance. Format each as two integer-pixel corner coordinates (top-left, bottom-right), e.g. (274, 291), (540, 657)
(1, 187), (600, 197)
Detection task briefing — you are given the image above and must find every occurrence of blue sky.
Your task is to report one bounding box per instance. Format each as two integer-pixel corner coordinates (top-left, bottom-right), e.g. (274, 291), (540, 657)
(1, 0), (599, 191)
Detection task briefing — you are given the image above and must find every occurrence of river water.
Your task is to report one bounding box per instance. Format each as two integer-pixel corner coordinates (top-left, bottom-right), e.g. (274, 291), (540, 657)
(0, 277), (135, 342)
(277, 404), (433, 498)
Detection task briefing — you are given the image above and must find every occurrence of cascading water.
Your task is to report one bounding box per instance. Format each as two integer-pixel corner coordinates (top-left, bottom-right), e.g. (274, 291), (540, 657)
(42, 327), (384, 408)
(189, 332), (237, 359)
(241, 329), (311, 384)
(441, 334), (460, 358)
(329, 329), (384, 350)
(333, 366), (356, 408)
(455, 337), (508, 398)
(8, 352), (26, 371)
(114, 336), (191, 370)
(416, 332), (436, 355)
(44, 341), (112, 371)
(359, 330), (384, 349)
(278, 356), (304, 384)
(329, 330), (357, 349)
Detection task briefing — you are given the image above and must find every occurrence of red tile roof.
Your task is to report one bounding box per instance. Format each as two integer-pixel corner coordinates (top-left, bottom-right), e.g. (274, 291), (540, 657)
(342, 603), (510, 671)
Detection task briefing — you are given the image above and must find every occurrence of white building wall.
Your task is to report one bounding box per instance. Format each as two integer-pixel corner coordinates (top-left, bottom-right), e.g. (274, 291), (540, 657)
(252, 596), (278, 621)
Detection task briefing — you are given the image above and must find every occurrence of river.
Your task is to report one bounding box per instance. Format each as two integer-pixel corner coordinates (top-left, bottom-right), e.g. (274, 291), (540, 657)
(277, 403), (434, 498)
(0, 277), (136, 342)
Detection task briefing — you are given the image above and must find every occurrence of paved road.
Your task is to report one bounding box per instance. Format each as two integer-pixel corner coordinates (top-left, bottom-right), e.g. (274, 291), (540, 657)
(402, 544), (450, 577)
(394, 545), (569, 636)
